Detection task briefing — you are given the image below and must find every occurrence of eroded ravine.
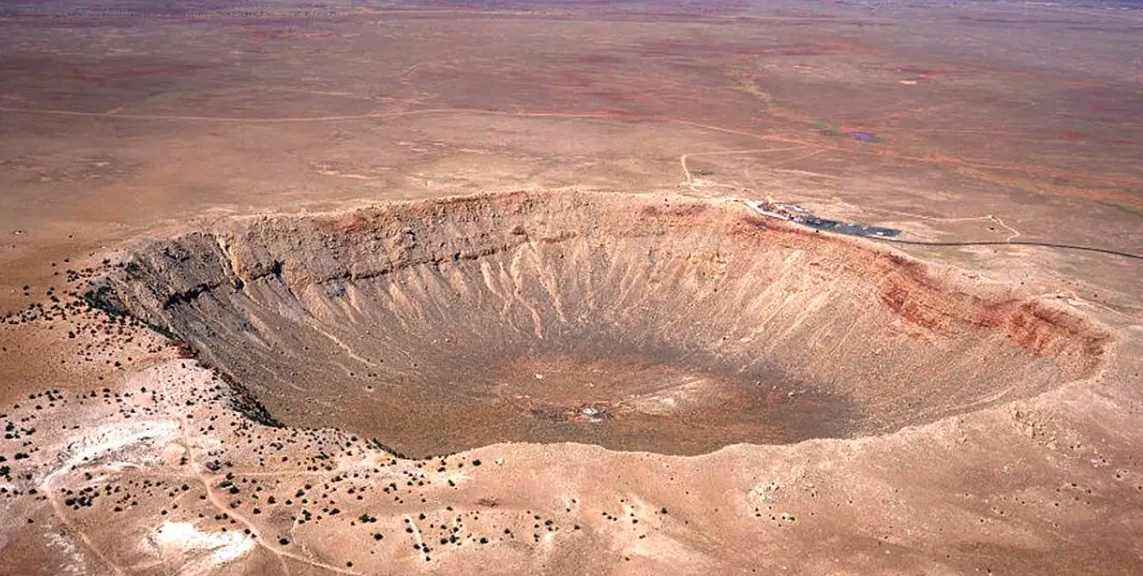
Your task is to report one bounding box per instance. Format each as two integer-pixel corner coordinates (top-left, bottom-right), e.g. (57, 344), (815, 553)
(91, 191), (1109, 457)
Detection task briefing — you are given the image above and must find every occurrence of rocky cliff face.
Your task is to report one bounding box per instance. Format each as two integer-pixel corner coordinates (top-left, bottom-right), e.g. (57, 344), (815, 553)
(93, 191), (1109, 457)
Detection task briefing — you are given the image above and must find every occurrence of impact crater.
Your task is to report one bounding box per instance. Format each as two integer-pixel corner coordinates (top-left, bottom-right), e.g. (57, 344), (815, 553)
(96, 192), (1108, 457)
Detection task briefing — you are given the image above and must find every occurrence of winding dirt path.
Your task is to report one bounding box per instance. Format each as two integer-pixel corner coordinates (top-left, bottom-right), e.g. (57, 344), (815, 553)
(177, 416), (362, 576)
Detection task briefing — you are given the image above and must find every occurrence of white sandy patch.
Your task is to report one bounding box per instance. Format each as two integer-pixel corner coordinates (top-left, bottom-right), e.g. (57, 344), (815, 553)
(44, 532), (87, 576)
(56, 419), (180, 474)
(152, 521), (255, 575)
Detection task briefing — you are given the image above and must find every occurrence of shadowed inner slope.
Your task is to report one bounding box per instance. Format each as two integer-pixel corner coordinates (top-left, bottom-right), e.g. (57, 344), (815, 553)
(101, 192), (1108, 457)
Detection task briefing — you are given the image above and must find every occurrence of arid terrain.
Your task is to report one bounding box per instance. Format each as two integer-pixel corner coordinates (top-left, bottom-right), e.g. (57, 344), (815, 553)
(2, 0), (1142, 574)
